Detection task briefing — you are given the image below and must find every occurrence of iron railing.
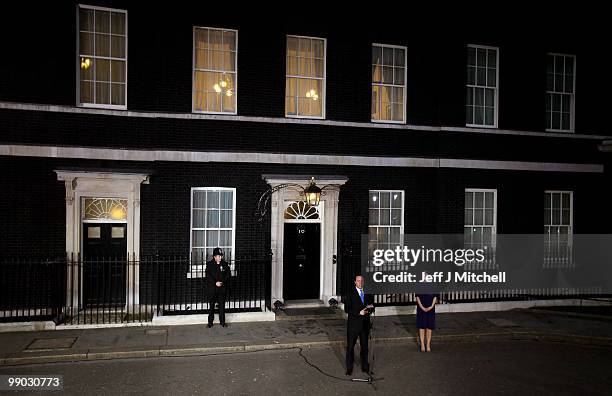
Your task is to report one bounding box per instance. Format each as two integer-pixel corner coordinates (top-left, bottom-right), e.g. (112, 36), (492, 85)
(0, 254), (271, 325)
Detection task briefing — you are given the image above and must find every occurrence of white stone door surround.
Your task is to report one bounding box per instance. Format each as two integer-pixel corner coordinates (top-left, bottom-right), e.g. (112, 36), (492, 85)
(263, 174), (347, 304)
(55, 170), (150, 307)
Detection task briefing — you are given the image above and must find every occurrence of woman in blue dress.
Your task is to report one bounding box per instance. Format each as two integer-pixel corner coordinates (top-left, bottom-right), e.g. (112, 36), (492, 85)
(416, 293), (438, 352)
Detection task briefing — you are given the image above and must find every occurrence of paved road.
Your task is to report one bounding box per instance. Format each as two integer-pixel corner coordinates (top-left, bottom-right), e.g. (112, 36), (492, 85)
(1, 340), (611, 395)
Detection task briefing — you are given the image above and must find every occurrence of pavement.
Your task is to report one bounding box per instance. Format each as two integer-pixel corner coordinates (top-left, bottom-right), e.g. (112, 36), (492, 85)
(1, 307), (611, 366)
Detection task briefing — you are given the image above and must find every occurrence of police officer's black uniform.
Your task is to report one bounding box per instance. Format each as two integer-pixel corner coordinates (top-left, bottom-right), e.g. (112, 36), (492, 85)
(206, 247), (231, 327)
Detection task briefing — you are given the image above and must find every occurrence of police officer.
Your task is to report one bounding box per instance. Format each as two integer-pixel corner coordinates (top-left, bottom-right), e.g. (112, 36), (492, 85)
(206, 247), (231, 327)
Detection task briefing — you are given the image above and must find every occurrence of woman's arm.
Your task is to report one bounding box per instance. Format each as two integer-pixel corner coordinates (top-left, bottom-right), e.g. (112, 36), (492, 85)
(429, 296), (438, 309)
(416, 296), (427, 311)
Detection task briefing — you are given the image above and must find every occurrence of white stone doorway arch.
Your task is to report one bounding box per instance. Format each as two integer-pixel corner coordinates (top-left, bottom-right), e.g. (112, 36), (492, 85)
(263, 175), (347, 305)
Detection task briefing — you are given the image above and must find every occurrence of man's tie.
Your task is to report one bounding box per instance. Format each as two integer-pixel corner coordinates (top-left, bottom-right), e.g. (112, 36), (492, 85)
(359, 289), (364, 304)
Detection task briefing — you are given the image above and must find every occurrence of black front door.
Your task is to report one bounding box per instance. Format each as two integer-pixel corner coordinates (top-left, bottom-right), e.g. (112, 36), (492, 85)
(283, 223), (320, 300)
(83, 223), (127, 306)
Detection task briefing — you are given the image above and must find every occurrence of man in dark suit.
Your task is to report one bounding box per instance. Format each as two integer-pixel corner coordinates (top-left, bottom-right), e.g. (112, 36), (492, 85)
(206, 247), (231, 327)
(344, 274), (374, 376)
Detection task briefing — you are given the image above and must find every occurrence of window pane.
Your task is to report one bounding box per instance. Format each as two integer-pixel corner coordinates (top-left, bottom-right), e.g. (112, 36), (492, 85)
(80, 9), (94, 31)
(224, 51), (236, 72)
(380, 209), (391, 225)
(206, 230), (219, 246)
(312, 39), (324, 58)
(195, 49), (209, 70)
(96, 59), (110, 81)
(476, 49), (486, 67)
(193, 210), (206, 227)
(220, 210), (232, 228)
(474, 192), (484, 208)
(380, 192), (391, 208)
(193, 191), (206, 208)
(193, 230), (205, 246)
(369, 209), (379, 225)
(465, 209), (473, 225)
(80, 81), (93, 103)
(207, 191), (220, 209)
(562, 209), (570, 225)
(287, 36), (298, 57)
(209, 30), (222, 50)
(552, 209), (560, 224)
(485, 209), (494, 225)
(485, 107), (494, 125)
(474, 209), (484, 225)
(220, 230), (232, 246)
(391, 192), (402, 208)
(476, 67), (486, 86)
(211, 50), (223, 70)
(487, 68), (496, 87)
(485, 192), (494, 208)
(394, 49), (405, 67)
(382, 66), (393, 84)
(391, 209), (402, 225)
(394, 67), (405, 85)
(552, 193), (561, 210)
(95, 10), (110, 33)
(80, 59), (94, 80)
(372, 46), (382, 65)
(111, 60), (125, 83)
(110, 83), (125, 105)
(474, 107), (484, 125)
(95, 82), (110, 104)
(95, 34), (110, 57)
(465, 191), (473, 208)
(220, 191), (233, 209)
(110, 12), (126, 35)
(369, 191), (380, 208)
(111, 35), (126, 58)
(223, 31), (236, 51)
(383, 47), (393, 65)
(467, 47), (476, 66)
(487, 49), (496, 68)
(207, 210), (219, 228)
(562, 193), (570, 209)
(467, 66), (475, 85)
(80, 32), (94, 55)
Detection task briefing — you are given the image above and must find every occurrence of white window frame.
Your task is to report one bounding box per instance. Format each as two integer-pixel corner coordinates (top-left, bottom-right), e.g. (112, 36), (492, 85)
(466, 44), (499, 128)
(368, 190), (405, 243)
(546, 53), (576, 133)
(76, 4), (128, 110)
(371, 43), (407, 124)
(285, 34), (327, 120)
(192, 26), (238, 115)
(544, 190), (573, 235)
(189, 187), (236, 278)
(464, 188), (497, 249)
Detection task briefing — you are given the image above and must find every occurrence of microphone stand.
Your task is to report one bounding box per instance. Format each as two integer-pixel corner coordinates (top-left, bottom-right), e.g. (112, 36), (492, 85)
(351, 306), (377, 389)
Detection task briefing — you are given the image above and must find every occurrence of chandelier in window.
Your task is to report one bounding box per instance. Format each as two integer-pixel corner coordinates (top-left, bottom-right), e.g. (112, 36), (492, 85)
(213, 79), (233, 97)
(305, 89), (318, 101)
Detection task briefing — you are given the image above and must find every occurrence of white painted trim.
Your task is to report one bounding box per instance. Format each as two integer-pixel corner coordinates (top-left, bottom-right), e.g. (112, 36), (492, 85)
(55, 170), (149, 309)
(545, 53), (576, 133)
(466, 44), (499, 128)
(0, 144), (602, 173)
(265, 176), (346, 304)
(1, 101), (608, 139)
(189, 187), (236, 275)
(371, 43), (407, 124)
(76, 5), (128, 109)
(465, 188), (497, 248)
